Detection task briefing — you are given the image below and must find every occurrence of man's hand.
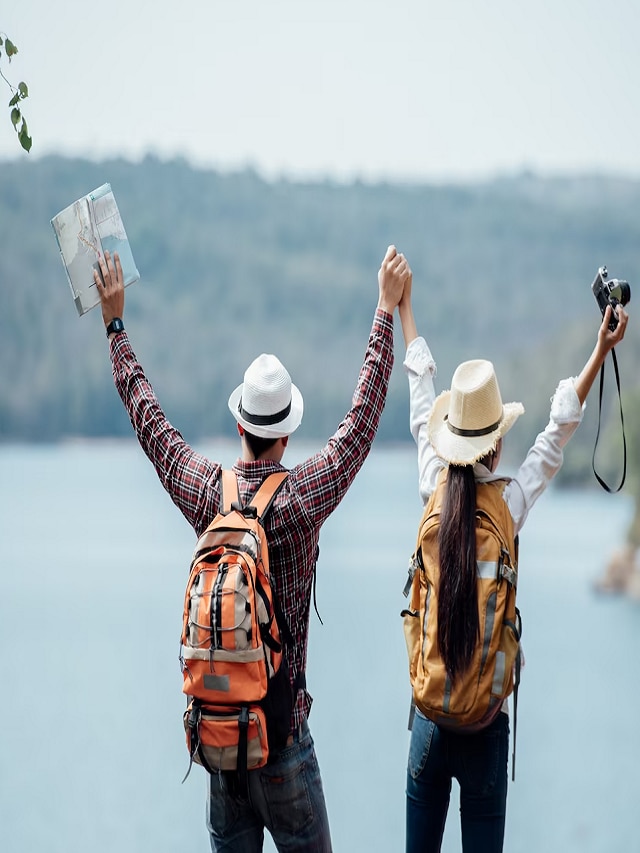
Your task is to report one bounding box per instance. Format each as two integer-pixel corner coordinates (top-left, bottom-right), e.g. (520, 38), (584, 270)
(378, 245), (411, 315)
(93, 250), (125, 330)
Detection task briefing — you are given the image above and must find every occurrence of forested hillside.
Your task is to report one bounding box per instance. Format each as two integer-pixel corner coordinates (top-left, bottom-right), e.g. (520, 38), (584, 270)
(1, 155), (639, 485)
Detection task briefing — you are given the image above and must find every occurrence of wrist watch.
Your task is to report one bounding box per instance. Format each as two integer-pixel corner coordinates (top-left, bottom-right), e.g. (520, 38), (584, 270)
(106, 317), (125, 337)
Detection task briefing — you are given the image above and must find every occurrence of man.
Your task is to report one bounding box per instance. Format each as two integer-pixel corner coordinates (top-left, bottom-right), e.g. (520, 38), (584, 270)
(94, 244), (410, 852)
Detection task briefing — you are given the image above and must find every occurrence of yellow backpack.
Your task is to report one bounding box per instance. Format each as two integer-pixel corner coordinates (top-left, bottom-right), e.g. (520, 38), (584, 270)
(402, 471), (522, 772)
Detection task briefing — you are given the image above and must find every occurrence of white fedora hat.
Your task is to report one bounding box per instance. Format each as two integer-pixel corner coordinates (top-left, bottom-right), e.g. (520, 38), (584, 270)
(428, 359), (524, 465)
(228, 353), (303, 439)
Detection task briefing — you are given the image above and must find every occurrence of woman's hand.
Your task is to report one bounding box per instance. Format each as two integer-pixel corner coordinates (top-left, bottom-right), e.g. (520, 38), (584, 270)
(574, 302), (629, 405)
(597, 303), (628, 354)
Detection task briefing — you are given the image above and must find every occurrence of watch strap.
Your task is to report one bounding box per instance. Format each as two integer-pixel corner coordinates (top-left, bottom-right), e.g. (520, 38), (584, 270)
(106, 318), (125, 337)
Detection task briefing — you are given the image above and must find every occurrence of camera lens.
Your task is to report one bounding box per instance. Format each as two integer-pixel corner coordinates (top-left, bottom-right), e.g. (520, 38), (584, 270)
(618, 281), (631, 306)
(608, 279), (631, 307)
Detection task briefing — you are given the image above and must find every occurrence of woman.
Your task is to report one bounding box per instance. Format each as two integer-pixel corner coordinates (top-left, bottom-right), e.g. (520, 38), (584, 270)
(398, 271), (628, 853)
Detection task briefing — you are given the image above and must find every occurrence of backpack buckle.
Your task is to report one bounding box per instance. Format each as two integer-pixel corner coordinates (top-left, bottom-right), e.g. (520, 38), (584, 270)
(497, 548), (517, 587)
(500, 563), (518, 588)
(187, 702), (201, 732)
(238, 706), (250, 731)
(403, 554), (419, 598)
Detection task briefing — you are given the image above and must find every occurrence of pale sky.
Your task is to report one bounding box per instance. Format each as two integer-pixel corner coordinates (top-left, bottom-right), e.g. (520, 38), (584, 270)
(2, 0), (639, 182)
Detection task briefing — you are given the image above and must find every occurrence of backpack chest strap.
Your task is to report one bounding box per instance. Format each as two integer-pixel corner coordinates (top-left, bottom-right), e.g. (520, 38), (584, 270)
(219, 470), (288, 518)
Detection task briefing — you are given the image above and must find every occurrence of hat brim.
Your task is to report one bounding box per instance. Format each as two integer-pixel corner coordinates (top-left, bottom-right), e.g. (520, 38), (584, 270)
(427, 390), (524, 465)
(228, 383), (304, 439)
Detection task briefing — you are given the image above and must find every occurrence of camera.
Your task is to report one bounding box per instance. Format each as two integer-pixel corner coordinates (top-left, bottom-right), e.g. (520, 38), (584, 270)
(591, 266), (631, 330)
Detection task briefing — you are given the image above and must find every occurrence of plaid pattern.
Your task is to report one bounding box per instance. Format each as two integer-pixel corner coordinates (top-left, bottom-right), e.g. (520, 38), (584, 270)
(110, 309), (394, 730)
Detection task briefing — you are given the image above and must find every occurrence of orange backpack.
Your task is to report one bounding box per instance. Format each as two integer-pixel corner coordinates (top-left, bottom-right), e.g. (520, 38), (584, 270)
(180, 470), (291, 784)
(402, 472), (522, 772)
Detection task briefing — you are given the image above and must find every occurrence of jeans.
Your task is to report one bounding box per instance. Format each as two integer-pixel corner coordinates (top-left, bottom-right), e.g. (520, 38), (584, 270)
(207, 719), (332, 852)
(406, 709), (509, 853)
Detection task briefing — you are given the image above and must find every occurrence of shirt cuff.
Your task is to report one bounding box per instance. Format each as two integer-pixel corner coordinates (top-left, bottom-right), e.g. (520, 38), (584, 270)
(550, 377), (584, 424)
(374, 307), (394, 329)
(403, 336), (437, 379)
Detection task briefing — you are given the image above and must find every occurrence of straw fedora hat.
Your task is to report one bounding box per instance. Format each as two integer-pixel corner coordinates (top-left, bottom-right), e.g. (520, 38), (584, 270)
(228, 353), (304, 439)
(428, 359), (524, 465)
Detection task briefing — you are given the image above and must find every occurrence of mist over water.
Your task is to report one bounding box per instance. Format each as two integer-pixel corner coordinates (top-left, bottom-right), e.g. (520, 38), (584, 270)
(1, 442), (638, 853)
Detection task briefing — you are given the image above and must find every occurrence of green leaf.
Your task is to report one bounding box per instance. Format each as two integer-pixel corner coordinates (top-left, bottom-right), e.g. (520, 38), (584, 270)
(5, 39), (17, 58)
(10, 107), (20, 128)
(0, 36), (4, 47)
(18, 121), (32, 153)
(18, 81), (28, 99)
(8, 92), (19, 108)
(19, 132), (32, 153)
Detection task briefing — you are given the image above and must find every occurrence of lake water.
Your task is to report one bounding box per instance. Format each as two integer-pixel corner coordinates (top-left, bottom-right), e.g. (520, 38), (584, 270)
(1, 442), (639, 853)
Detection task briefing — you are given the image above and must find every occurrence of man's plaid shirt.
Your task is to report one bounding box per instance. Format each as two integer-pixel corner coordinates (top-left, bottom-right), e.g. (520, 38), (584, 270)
(109, 308), (394, 731)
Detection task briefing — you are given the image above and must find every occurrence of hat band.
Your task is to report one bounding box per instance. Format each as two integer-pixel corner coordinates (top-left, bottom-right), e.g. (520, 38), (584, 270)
(239, 398), (292, 426)
(445, 415), (502, 438)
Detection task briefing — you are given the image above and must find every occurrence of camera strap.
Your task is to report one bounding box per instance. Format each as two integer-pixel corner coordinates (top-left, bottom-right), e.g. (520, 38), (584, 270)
(592, 347), (627, 493)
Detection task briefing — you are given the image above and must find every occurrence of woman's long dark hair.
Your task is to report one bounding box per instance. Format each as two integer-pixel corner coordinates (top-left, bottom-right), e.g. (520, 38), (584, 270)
(437, 463), (479, 682)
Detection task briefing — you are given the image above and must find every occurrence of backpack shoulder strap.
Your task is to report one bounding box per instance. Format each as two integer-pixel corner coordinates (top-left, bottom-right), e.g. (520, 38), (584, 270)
(477, 478), (516, 543)
(249, 471), (289, 520)
(416, 468), (447, 538)
(220, 469), (239, 513)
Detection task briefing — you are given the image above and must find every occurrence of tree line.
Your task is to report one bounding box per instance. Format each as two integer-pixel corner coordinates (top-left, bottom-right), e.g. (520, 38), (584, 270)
(1, 155), (639, 487)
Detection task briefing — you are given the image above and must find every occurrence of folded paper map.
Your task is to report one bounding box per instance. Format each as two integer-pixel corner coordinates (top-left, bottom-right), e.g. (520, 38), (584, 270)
(51, 183), (140, 317)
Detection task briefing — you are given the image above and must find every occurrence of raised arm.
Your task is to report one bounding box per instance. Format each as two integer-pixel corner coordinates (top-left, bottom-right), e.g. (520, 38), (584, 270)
(399, 269), (444, 503)
(504, 302), (629, 532)
(398, 265), (418, 347)
(574, 303), (629, 405)
(93, 250), (219, 534)
(292, 245), (411, 525)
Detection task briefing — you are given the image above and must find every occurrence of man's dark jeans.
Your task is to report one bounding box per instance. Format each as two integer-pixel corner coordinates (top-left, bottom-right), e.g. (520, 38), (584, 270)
(207, 719), (332, 852)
